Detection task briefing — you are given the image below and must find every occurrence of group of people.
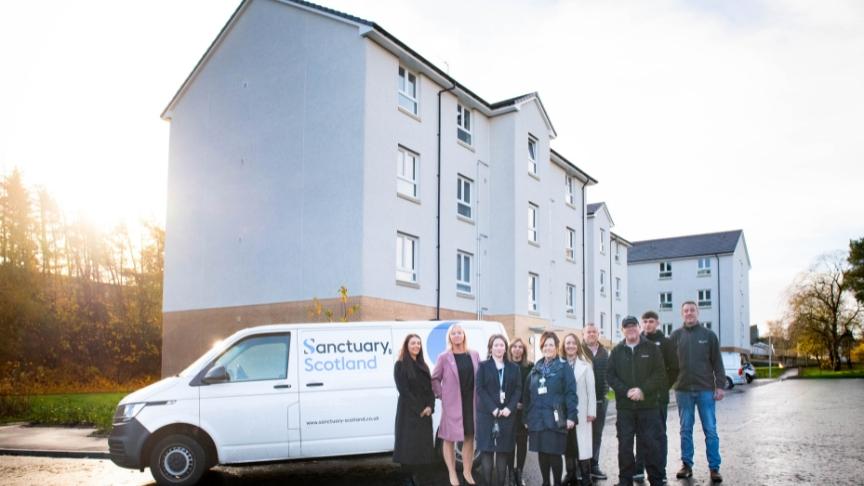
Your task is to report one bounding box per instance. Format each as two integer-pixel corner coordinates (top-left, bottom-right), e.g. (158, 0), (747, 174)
(392, 301), (725, 486)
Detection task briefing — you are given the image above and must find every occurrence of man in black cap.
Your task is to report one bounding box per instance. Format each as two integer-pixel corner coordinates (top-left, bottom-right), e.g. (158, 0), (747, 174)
(606, 316), (666, 486)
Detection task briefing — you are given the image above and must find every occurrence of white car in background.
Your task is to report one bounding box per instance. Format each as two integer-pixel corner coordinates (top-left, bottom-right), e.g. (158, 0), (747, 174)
(721, 351), (746, 389)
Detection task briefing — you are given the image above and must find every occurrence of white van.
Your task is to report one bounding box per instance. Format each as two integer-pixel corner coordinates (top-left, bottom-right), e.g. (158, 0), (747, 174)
(109, 320), (506, 485)
(720, 351), (746, 389)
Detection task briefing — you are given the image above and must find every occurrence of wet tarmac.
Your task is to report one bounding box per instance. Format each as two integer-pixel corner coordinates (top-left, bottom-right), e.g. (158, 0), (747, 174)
(1, 379), (862, 485)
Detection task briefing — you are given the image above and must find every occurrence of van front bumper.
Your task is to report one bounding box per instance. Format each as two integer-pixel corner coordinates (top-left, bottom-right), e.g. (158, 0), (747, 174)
(108, 418), (150, 469)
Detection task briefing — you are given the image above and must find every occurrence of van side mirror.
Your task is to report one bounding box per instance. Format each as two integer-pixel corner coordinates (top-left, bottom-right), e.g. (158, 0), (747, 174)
(203, 366), (230, 384)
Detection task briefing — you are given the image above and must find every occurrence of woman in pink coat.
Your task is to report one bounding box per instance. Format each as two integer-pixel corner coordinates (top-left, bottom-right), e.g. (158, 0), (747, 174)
(432, 323), (481, 486)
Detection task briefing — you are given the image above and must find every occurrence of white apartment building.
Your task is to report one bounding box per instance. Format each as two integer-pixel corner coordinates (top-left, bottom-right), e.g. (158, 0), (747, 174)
(159, 0), (600, 374)
(627, 230), (751, 352)
(585, 203), (631, 341)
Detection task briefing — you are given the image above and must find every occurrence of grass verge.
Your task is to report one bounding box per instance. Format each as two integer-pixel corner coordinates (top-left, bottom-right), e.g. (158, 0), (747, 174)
(0, 392), (126, 434)
(754, 366), (784, 379)
(797, 366), (864, 379)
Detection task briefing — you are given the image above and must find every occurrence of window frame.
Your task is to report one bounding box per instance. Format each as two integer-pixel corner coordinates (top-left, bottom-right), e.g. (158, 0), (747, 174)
(659, 291), (673, 310)
(565, 175), (575, 206)
(600, 270), (606, 296)
(396, 146), (419, 199)
(528, 136), (538, 175)
(205, 333), (291, 384)
(615, 277), (621, 300)
(565, 227), (576, 261)
(396, 232), (419, 283)
(698, 289), (712, 308)
(528, 203), (538, 243)
(565, 283), (576, 314)
(457, 174), (473, 220)
(698, 257), (712, 276)
(456, 104), (472, 146)
(599, 228), (606, 254)
(529, 273), (539, 312)
(457, 250), (473, 294)
(659, 261), (672, 279)
(397, 66), (419, 115)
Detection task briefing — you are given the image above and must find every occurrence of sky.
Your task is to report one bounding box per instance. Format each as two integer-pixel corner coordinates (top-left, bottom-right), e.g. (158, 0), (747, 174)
(2, 0), (862, 331)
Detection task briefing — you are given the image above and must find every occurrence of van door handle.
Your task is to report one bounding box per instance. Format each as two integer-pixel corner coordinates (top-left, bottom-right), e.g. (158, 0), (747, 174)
(306, 382), (324, 387)
(273, 384), (292, 389)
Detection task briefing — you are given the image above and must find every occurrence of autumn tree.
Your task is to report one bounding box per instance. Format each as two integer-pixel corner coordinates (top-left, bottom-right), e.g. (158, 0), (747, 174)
(847, 237), (864, 304)
(786, 253), (861, 370)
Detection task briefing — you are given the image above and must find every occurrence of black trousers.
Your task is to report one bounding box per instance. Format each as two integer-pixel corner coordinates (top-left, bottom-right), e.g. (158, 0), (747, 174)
(591, 398), (608, 468)
(616, 408), (663, 485)
(635, 402), (668, 478)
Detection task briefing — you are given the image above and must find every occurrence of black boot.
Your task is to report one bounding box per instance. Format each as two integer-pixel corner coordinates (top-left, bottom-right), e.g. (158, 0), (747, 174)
(579, 460), (593, 486)
(513, 468), (525, 486)
(564, 458), (578, 485)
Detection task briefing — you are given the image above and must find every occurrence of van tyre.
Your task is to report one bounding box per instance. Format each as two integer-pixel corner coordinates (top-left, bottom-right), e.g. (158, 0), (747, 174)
(725, 377), (734, 390)
(149, 434), (208, 486)
(745, 374), (753, 384)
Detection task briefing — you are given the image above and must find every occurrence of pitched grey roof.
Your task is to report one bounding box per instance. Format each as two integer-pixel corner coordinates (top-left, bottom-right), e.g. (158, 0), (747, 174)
(586, 203), (603, 215)
(628, 230), (743, 263)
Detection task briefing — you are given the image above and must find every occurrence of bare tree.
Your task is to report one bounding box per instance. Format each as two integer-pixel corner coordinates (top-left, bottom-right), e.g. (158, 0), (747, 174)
(786, 253), (862, 370)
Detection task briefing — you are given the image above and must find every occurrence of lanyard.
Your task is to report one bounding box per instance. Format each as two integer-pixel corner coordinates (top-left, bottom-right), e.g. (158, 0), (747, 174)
(497, 368), (504, 390)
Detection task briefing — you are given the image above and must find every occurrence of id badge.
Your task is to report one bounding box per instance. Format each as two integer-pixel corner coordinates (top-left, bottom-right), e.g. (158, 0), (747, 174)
(553, 409), (560, 422)
(500, 391), (506, 403)
(538, 386), (548, 395)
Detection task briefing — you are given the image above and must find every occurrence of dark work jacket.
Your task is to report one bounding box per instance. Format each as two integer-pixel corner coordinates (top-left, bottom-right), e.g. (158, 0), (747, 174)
(393, 358), (435, 464)
(669, 323), (725, 391)
(585, 343), (610, 401)
(606, 337), (665, 410)
(523, 358), (579, 433)
(475, 359), (522, 452)
(643, 329), (678, 404)
(514, 361), (533, 429)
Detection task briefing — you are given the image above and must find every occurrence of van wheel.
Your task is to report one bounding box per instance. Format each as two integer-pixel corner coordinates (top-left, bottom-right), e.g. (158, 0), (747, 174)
(745, 374), (753, 384)
(149, 434), (208, 486)
(725, 377), (734, 390)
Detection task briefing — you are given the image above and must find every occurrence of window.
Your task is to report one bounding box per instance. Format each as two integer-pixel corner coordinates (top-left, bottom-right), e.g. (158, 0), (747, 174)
(457, 175), (473, 219)
(659, 261), (672, 279)
(698, 289), (712, 308)
(705, 321), (713, 330)
(698, 257), (712, 276)
(659, 291), (672, 310)
(663, 323), (673, 335)
(211, 334), (290, 382)
(600, 312), (606, 328)
(529, 273), (539, 312)
(397, 66), (418, 115)
(457, 104), (472, 145)
(396, 146), (418, 198)
(528, 203), (538, 243)
(615, 242), (621, 263)
(457, 251), (472, 294)
(615, 314), (621, 329)
(599, 270), (606, 296)
(565, 175), (575, 206)
(396, 232), (418, 283)
(565, 227), (576, 260)
(599, 229), (606, 254)
(528, 136), (538, 175)
(615, 277), (621, 300)
(566, 284), (576, 314)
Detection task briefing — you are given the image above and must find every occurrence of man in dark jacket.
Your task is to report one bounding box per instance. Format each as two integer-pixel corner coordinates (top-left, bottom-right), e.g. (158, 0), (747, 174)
(583, 323), (610, 480)
(669, 301), (725, 483)
(606, 316), (665, 486)
(633, 310), (678, 483)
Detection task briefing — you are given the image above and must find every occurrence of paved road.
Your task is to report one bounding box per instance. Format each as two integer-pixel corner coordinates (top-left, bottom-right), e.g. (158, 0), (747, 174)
(1, 379), (862, 485)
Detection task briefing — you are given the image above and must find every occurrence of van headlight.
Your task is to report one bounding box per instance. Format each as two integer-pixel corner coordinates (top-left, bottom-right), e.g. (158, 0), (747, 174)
(113, 403), (147, 424)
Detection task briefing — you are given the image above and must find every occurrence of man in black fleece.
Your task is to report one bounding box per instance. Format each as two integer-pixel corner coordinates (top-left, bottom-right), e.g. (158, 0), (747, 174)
(633, 310), (678, 484)
(582, 323), (610, 480)
(669, 301), (725, 483)
(606, 316), (665, 486)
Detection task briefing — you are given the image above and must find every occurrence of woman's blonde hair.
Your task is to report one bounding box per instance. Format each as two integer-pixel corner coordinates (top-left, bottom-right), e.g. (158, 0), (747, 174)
(447, 323), (468, 351)
(509, 337), (529, 365)
(560, 332), (592, 363)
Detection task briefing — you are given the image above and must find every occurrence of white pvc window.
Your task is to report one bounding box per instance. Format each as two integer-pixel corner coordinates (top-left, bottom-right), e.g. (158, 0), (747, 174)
(528, 203), (538, 242)
(565, 227), (576, 260)
(698, 257), (712, 276)
(705, 321), (713, 330)
(615, 242), (621, 263)
(599, 228), (606, 254)
(529, 273), (539, 312)
(396, 146), (419, 198)
(528, 136), (538, 175)
(565, 175), (575, 206)
(398, 66), (418, 115)
(566, 284), (576, 314)
(457, 175), (473, 219)
(615, 277), (621, 300)
(457, 104), (472, 145)
(659, 291), (673, 310)
(663, 323), (673, 335)
(600, 270), (606, 296)
(659, 261), (672, 279)
(698, 289), (712, 308)
(457, 251), (472, 294)
(396, 232), (418, 283)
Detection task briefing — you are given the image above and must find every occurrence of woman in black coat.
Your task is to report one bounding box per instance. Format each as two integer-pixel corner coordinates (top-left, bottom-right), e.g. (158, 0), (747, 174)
(524, 331), (579, 486)
(509, 338), (534, 486)
(476, 334), (522, 486)
(393, 333), (435, 486)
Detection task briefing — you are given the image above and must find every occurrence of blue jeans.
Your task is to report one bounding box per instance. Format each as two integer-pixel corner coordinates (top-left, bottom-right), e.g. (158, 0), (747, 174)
(676, 390), (721, 470)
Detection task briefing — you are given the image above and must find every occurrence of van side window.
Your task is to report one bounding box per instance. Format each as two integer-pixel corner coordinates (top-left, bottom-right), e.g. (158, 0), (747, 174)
(212, 334), (290, 382)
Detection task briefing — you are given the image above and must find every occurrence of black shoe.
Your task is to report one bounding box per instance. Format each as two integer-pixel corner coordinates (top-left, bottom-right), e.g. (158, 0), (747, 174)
(676, 464), (693, 479)
(590, 467), (608, 480)
(710, 469), (723, 483)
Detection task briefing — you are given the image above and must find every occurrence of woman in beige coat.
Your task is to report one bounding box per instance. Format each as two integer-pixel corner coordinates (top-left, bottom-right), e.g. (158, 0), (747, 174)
(561, 333), (597, 485)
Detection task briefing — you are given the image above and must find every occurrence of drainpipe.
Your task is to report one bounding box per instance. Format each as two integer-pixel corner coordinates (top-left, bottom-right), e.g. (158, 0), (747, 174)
(580, 179), (588, 327)
(436, 83), (456, 321)
(716, 254), (722, 345)
(609, 235), (613, 337)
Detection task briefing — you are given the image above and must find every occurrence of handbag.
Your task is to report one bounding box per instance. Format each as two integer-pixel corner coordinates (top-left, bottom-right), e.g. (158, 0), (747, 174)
(553, 403), (567, 429)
